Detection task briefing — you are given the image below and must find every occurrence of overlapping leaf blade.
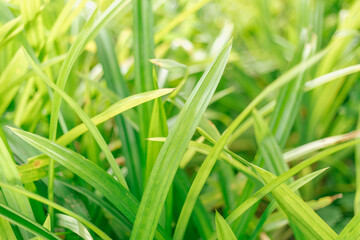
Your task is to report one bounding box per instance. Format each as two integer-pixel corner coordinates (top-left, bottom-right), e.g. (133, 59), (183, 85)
(255, 167), (337, 239)
(9, 127), (169, 240)
(0, 203), (60, 240)
(173, 49), (327, 240)
(226, 139), (360, 224)
(96, 28), (143, 198)
(130, 40), (232, 240)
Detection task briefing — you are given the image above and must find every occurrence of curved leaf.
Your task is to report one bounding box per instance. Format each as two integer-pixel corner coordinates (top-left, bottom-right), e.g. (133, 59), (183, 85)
(0, 181), (111, 240)
(56, 214), (93, 240)
(0, 203), (60, 240)
(9, 127), (168, 240)
(173, 48), (327, 240)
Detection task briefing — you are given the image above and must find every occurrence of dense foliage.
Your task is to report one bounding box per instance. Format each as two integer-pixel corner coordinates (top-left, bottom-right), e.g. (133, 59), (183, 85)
(1, 0), (360, 239)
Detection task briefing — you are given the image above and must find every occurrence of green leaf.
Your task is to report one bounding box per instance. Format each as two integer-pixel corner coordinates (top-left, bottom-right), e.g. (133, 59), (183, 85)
(131, 40), (232, 240)
(30, 215), (53, 240)
(0, 218), (16, 239)
(56, 214), (93, 240)
(58, 89), (172, 147)
(253, 109), (290, 176)
(252, 107), (301, 237)
(145, 97), (171, 234)
(173, 48), (327, 240)
(46, 7), (97, 224)
(43, 215), (51, 230)
(232, 33), (313, 238)
(19, 0), (41, 22)
(355, 110), (360, 214)
(147, 137), (259, 181)
(305, 64), (360, 91)
(88, 0), (131, 41)
(0, 181), (111, 240)
(249, 168), (329, 240)
(34, 0), (131, 221)
(284, 130), (360, 163)
(145, 96), (169, 181)
(226, 139), (360, 224)
(96, 28), (143, 198)
(215, 211), (237, 240)
(255, 167), (337, 239)
(0, 128), (34, 238)
(173, 170), (214, 239)
(0, 16), (23, 47)
(337, 211), (360, 240)
(45, 0), (87, 50)
(269, 33), (313, 147)
(188, 140), (259, 181)
(228, 101), (275, 145)
(23, 48), (128, 189)
(133, 0), (156, 147)
(179, 136), (205, 168)
(0, 129), (34, 217)
(24, 88), (173, 173)
(48, 6), (97, 143)
(9, 127), (168, 240)
(0, 54), (66, 96)
(308, 1), (360, 139)
(0, 202), (61, 240)
(57, 180), (132, 234)
(0, 49), (28, 116)
(150, 59), (187, 75)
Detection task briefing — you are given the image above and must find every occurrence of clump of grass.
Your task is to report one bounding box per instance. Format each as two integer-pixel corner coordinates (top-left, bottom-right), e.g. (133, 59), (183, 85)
(1, 0), (360, 239)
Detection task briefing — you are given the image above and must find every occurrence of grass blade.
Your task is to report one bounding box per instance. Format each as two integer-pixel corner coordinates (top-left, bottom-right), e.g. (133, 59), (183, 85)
(0, 203), (61, 240)
(0, 218), (16, 239)
(45, 0), (87, 51)
(23, 48), (128, 188)
(133, 0), (156, 148)
(9, 127), (169, 240)
(57, 89), (173, 147)
(131, 40), (232, 240)
(215, 211), (237, 240)
(56, 214), (93, 240)
(88, 0), (131, 41)
(173, 49), (326, 240)
(355, 110), (360, 214)
(0, 181), (112, 240)
(146, 97), (171, 234)
(148, 137), (259, 181)
(46, 8), (97, 224)
(337, 211), (360, 240)
(249, 168), (328, 240)
(284, 130), (360, 163)
(174, 170), (214, 239)
(25, 88), (173, 170)
(226, 139), (360, 224)
(305, 64), (360, 91)
(253, 109), (290, 175)
(308, 1), (360, 139)
(57, 180), (132, 234)
(96, 28), (143, 197)
(0, 129), (34, 218)
(268, 34), (313, 147)
(0, 128), (34, 238)
(255, 167), (337, 239)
